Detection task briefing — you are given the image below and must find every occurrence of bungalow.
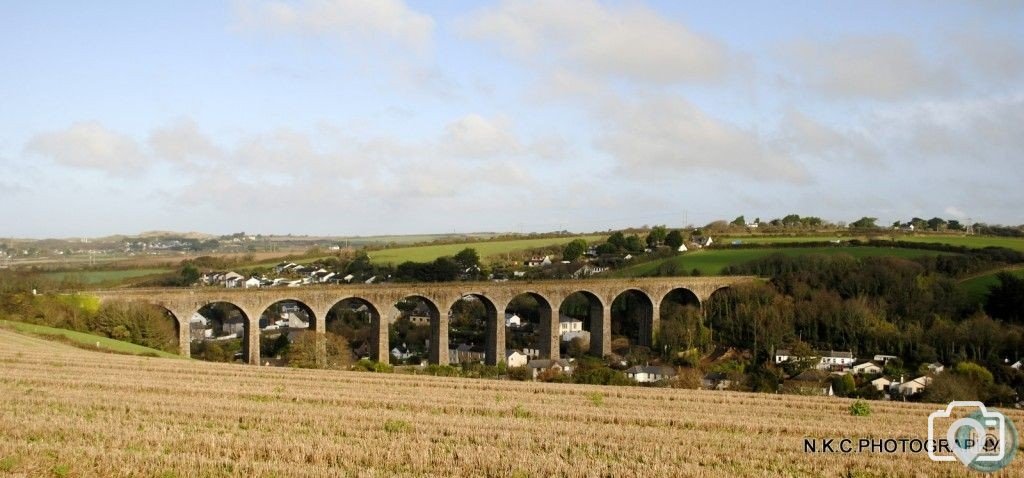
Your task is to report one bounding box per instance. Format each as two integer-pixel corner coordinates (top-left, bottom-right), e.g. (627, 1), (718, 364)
(527, 359), (573, 379)
(505, 313), (522, 328)
(701, 372), (732, 390)
(898, 376), (932, 396)
(243, 277), (262, 288)
(871, 377), (892, 392)
(851, 361), (882, 375)
(505, 350), (529, 368)
(782, 369), (834, 396)
(873, 354), (899, 363)
(927, 362), (945, 374)
(774, 349), (792, 364)
(625, 365), (676, 383)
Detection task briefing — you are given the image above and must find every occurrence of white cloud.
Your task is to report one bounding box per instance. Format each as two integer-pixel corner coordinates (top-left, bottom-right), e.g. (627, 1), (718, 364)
(148, 119), (223, 164)
(778, 110), (881, 165)
(783, 34), (960, 99)
(25, 122), (148, 174)
(233, 0), (434, 53)
(461, 0), (731, 84)
(595, 95), (808, 182)
(438, 114), (521, 158)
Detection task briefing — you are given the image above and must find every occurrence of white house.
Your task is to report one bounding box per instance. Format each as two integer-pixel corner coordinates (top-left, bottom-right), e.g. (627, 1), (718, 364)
(525, 256), (552, 267)
(851, 361), (882, 375)
(871, 377), (892, 391)
(505, 313), (522, 328)
(626, 365), (676, 383)
(391, 345), (413, 361)
(505, 350), (529, 368)
(677, 244), (688, 252)
(817, 351), (855, 370)
(244, 277), (262, 288)
(558, 315), (583, 337)
(222, 271), (244, 288)
(898, 376), (932, 395)
(927, 362), (945, 374)
(774, 349), (792, 364)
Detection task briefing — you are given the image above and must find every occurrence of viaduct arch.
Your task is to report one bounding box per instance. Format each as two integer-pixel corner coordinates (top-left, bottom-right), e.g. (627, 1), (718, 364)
(88, 276), (754, 365)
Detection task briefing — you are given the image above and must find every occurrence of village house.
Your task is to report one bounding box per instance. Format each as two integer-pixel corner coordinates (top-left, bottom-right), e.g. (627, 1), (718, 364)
(527, 359), (572, 379)
(871, 377), (892, 392)
(449, 344), (484, 364)
(243, 277), (261, 288)
(524, 255), (552, 268)
(774, 349), (791, 364)
(873, 354), (899, 363)
(816, 351), (855, 371)
(625, 365), (676, 383)
(505, 313), (522, 328)
(850, 361), (882, 375)
(701, 372), (732, 390)
(897, 376), (932, 396)
(505, 350), (529, 368)
(927, 362), (945, 374)
(782, 369), (834, 396)
(558, 315), (583, 339)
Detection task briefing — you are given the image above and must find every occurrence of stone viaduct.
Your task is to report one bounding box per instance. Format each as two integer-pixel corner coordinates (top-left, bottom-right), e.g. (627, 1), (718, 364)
(89, 276), (754, 366)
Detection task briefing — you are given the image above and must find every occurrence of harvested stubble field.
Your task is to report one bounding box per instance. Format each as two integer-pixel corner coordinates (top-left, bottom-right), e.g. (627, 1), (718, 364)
(0, 330), (1021, 477)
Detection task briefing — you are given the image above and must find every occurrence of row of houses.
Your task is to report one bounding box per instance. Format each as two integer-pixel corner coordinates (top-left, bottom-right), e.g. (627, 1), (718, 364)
(202, 263), (373, 289)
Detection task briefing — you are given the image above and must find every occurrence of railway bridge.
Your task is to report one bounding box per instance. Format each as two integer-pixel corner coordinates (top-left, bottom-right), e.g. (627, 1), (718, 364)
(89, 276), (754, 365)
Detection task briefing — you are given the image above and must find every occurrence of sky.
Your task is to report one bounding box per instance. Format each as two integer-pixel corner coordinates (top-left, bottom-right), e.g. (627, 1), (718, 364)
(2, 0), (1023, 238)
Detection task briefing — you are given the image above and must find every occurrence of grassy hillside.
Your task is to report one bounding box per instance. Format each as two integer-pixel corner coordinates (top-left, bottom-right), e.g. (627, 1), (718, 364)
(1, 329), (1016, 477)
(367, 235), (606, 265)
(614, 246), (945, 277)
(42, 268), (172, 284)
(720, 234), (1024, 251)
(0, 320), (180, 359)
(959, 267), (1024, 304)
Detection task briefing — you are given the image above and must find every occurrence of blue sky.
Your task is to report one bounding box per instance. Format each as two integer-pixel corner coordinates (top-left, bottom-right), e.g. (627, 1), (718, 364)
(2, 1), (1022, 237)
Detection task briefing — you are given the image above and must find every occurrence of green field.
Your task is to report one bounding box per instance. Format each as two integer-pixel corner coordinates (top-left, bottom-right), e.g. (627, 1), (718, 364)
(0, 320), (180, 358)
(959, 267), (1024, 304)
(897, 235), (1024, 251)
(614, 246), (946, 277)
(367, 235), (606, 265)
(42, 268), (171, 284)
(719, 234), (1024, 251)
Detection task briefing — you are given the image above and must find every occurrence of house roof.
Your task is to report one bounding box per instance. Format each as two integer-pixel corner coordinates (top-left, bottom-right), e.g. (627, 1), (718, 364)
(775, 349), (791, 356)
(626, 365), (675, 375)
(559, 315), (582, 323)
(527, 359), (571, 369)
(820, 350), (853, 359)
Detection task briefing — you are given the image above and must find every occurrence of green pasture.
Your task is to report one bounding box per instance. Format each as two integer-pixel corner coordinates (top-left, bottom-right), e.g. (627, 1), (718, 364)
(613, 246), (946, 277)
(367, 235), (606, 265)
(719, 234), (1024, 251)
(959, 267), (1024, 304)
(0, 320), (181, 358)
(42, 268), (171, 284)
